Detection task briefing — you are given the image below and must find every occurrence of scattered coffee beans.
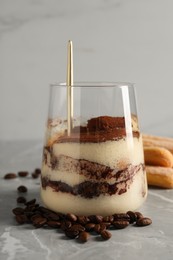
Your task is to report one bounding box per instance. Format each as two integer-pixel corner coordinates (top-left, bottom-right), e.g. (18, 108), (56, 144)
(70, 224), (85, 232)
(136, 217), (152, 227)
(45, 212), (60, 221)
(85, 223), (95, 231)
(31, 168), (41, 179)
(103, 215), (114, 223)
(25, 199), (36, 206)
(18, 171), (28, 177)
(78, 231), (90, 242)
(6, 167), (152, 243)
(4, 173), (17, 179)
(12, 207), (25, 215)
(47, 220), (61, 228)
(32, 216), (47, 228)
(135, 212), (144, 220)
(4, 168), (41, 180)
(94, 224), (101, 234)
(31, 172), (39, 179)
(100, 230), (112, 240)
(95, 215), (104, 223)
(34, 168), (41, 175)
(17, 185), (28, 193)
(65, 229), (79, 239)
(127, 211), (137, 223)
(61, 220), (72, 231)
(16, 214), (28, 224)
(113, 213), (130, 222)
(11, 198), (152, 243)
(66, 213), (77, 222)
(77, 216), (89, 225)
(17, 196), (27, 204)
(112, 220), (129, 229)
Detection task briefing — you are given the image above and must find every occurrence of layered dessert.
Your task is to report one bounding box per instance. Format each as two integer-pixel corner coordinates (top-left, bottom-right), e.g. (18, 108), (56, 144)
(41, 116), (147, 216)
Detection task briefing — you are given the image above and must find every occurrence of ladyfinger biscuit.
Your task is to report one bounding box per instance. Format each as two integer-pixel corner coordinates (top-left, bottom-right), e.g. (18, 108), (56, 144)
(144, 146), (173, 168)
(143, 134), (173, 154)
(146, 166), (173, 188)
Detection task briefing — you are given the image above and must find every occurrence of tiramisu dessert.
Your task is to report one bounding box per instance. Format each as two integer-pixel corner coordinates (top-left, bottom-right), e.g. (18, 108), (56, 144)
(41, 115), (147, 216)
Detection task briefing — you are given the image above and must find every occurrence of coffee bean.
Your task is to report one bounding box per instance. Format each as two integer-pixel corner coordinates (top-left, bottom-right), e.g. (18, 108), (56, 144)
(127, 211), (137, 223)
(4, 173), (17, 179)
(24, 211), (34, 219)
(32, 216), (47, 228)
(95, 215), (104, 223)
(32, 210), (41, 217)
(46, 212), (60, 221)
(88, 215), (96, 223)
(32, 203), (39, 209)
(17, 197), (27, 204)
(38, 207), (64, 220)
(47, 220), (61, 228)
(94, 224), (101, 233)
(103, 215), (114, 223)
(113, 213), (130, 222)
(35, 168), (41, 174)
(32, 172), (39, 179)
(85, 223), (95, 231)
(65, 229), (79, 239)
(102, 222), (111, 229)
(56, 212), (65, 220)
(31, 214), (43, 222)
(99, 223), (107, 232)
(77, 216), (89, 225)
(88, 215), (103, 224)
(70, 224), (85, 232)
(66, 213), (77, 222)
(18, 171), (28, 177)
(25, 205), (38, 214)
(92, 223), (106, 234)
(17, 185), (27, 193)
(24, 206), (39, 220)
(113, 220), (129, 229)
(12, 207), (25, 215)
(16, 214), (28, 224)
(136, 217), (152, 227)
(78, 231), (89, 242)
(25, 199), (36, 206)
(100, 230), (112, 240)
(103, 216), (109, 222)
(61, 221), (72, 231)
(135, 212), (144, 220)
(34, 218), (47, 228)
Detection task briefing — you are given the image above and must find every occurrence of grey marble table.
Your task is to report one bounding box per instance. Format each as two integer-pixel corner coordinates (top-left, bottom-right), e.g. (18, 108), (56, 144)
(0, 141), (173, 260)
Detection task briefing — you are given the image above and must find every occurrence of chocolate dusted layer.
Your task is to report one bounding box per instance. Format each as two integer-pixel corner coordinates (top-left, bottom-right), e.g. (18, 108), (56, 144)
(43, 148), (114, 179)
(41, 164), (143, 198)
(53, 116), (140, 143)
(43, 148), (144, 182)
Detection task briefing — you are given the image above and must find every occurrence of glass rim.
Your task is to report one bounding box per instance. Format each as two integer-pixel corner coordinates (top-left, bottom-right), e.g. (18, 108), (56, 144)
(50, 82), (135, 88)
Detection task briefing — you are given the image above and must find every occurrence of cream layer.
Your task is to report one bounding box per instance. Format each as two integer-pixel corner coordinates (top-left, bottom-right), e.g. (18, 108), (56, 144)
(41, 169), (147, 216)
(42, 164), (86, 186)
(53, 135), (144, 168)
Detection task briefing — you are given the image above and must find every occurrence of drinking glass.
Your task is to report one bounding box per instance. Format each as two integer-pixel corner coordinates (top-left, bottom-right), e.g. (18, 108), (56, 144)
(41, 82), (147, 216)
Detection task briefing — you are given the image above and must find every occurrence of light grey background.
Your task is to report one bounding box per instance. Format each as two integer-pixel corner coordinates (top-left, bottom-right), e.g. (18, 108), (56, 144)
(1, 2), (173, 259)
(1, 0), (173, 141)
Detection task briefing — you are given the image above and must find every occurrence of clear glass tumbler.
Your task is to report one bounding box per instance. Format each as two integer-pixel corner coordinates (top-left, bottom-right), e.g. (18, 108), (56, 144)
(41, 83), (147, 216)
